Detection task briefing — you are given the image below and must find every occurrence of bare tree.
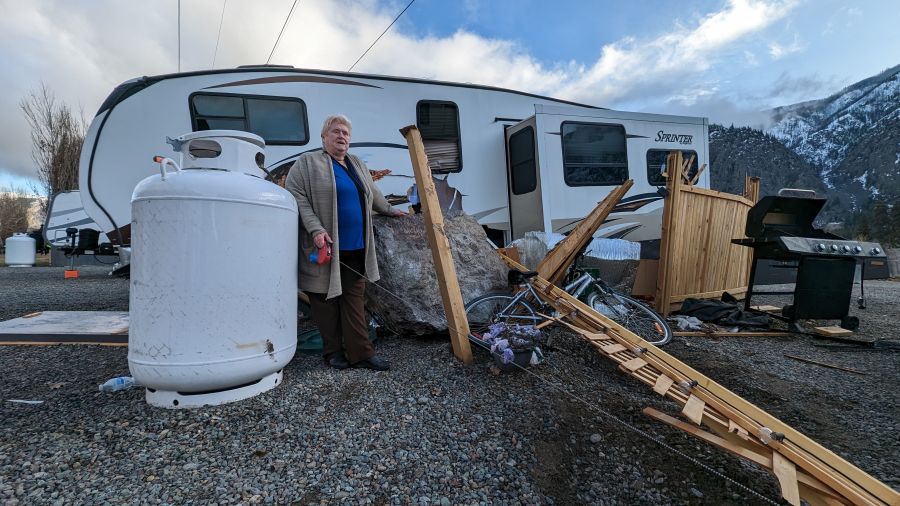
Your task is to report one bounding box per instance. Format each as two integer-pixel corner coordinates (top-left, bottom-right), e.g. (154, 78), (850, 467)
(20, 83), (86, 218)
(0, 185), (31, 246)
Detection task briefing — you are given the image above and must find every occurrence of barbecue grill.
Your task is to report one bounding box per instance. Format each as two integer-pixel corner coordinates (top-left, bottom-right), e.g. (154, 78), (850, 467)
(733, 191), (886, 330)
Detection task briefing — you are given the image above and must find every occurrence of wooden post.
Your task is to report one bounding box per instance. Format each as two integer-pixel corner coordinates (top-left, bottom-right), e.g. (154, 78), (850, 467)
(399, 125), (473, 364)
(655, 151), (684, 315)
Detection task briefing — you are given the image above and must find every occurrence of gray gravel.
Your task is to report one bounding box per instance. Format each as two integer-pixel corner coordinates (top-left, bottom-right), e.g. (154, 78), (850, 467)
(1, 266), (898, 504)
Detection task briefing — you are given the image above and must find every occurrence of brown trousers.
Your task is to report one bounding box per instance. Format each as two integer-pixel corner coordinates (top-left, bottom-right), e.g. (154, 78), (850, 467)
(307, 250), (374, 364)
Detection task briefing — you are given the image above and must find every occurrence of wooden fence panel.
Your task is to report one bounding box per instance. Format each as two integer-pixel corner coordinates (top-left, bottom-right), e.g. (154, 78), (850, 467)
(655, 152), (759, 314)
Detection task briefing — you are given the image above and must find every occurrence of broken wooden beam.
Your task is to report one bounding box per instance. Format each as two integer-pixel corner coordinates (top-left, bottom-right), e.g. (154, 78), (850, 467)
(535, 180), (633, 286)
(673, 331), (794, 338)
(783, 354), (867, 375)
(400, 125), (473, 364)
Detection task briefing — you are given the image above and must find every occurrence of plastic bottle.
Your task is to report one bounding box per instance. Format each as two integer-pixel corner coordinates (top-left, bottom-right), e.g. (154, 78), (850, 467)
(98, 376), (138, 392)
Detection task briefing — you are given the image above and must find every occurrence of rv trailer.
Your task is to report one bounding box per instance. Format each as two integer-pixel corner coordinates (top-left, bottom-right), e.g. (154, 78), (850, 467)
(78, 65), (709, 253)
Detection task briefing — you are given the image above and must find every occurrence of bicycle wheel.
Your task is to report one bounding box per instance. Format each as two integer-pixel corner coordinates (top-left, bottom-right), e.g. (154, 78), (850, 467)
(464, 292), (539, 347)
(587, 289), (672, 346)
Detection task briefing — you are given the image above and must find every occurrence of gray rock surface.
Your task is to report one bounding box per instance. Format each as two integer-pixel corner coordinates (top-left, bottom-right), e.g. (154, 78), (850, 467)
(367, 212), (509, 336)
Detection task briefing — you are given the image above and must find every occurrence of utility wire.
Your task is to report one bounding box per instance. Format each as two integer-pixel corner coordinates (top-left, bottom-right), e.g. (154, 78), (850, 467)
(211, 0), (228, 68)
(177, 0), (181, 72)
(267, 0), (300, 64)
(348, 0), (416, 72)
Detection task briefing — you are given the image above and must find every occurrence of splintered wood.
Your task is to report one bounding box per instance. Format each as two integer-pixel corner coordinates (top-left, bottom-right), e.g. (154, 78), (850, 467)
(498, 251), (897, 506)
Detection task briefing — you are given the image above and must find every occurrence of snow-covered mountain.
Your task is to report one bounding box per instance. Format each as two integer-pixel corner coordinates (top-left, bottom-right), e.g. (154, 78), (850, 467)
(766, 63), (900, 208)
(710, 64), (899, 223)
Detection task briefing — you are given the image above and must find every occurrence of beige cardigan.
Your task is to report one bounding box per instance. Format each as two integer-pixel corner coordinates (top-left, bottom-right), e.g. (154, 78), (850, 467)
(285, 150), (394, 299)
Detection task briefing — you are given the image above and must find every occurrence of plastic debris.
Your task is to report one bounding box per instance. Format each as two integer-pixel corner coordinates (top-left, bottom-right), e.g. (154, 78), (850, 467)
(98, 376), (139, 392)
(672, 315), (703, 330)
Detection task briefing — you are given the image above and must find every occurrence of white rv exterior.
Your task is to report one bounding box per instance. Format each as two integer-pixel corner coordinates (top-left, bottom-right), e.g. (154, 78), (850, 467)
(78, 66), (709, 251)
(43, 190), (110, 247)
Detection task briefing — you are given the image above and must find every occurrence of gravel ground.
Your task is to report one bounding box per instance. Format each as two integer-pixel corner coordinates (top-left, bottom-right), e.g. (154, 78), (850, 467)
(0, 266), (898, 505)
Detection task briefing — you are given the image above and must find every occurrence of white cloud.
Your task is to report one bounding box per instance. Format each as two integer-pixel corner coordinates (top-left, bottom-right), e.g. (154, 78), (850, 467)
(0, 0), (799, 183)
(768, 34), (805, 59)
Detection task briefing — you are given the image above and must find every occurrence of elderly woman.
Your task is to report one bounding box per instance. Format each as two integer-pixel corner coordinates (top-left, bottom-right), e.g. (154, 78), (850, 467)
(286, 115), (403, 371)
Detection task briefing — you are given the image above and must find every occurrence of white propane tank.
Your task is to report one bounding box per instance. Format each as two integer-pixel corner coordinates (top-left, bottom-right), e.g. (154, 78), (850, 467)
(5, 233), (36, 267)
(128, 130), (298, 409)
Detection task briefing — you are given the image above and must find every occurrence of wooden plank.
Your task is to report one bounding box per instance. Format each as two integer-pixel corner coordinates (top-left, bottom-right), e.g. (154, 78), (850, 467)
(22, 312), (43, 319)
(680, 185), (755, 205)
(400, 125), (472, 364)
(674, 331), (794, 337)
(784, 354), (866, 376)
(814, 326), (853, 337)
(689, 163), (707, 185)
(774, 451), (802, 506)
(599, 343), (627, 355)
(536, 180), (633, 286)
(643, 408), (842, 502)
(653, 375), (674, 396)
(729, 420), (750, 440)
(666, 287), (748, 304)
(682, 394), (706, 425)
(655, 151), (683, 316)
(621, 357), (648, 372)
(0, 341), (128, 347)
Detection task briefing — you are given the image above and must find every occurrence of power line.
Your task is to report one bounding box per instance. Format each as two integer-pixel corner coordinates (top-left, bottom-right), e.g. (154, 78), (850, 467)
(211, 0), (228, 68)
(348, 0), (416, 72)
(177, 0), (181, 72)
(267, 0), (300, 64)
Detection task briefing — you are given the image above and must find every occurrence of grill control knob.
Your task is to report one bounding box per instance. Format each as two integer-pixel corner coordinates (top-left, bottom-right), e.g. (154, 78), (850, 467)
(854, 246), (863, 254)
(841, 245), (851, 253)
(816, 243), (826, 252)
(830, 244), (839, 252)
(871, 247), (881, 255)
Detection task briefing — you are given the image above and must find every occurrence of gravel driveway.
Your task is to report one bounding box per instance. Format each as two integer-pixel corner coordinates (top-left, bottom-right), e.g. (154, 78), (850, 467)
(1, 266), (897, 504)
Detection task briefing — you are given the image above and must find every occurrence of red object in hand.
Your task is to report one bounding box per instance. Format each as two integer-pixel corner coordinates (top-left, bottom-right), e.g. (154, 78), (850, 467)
(310, 245), (332, 265)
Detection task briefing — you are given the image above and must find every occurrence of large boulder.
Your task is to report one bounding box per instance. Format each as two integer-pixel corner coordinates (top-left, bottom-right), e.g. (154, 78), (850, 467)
(367, 212), (509, 336)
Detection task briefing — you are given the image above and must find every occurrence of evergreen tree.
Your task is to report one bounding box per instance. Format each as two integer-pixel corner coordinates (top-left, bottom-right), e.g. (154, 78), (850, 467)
(889, 204), (900, 247)
(855, 212), (871, 240)
(871, 200), (890, 244)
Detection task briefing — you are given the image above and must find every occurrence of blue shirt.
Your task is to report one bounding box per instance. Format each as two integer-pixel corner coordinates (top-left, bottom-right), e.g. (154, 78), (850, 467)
(332, 158), (365, 251)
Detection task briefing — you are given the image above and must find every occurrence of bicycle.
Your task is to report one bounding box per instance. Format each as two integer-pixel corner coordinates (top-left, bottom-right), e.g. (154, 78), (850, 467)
(465, 264), (672, 348)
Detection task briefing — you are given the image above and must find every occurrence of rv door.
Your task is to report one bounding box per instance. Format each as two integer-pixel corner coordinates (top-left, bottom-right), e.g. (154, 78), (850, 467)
(505, 118), (544, 241)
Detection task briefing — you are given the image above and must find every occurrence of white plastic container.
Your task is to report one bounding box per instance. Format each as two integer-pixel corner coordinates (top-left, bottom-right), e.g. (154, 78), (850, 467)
(5, 233), (36, 267)
(128, 131), (298, 408)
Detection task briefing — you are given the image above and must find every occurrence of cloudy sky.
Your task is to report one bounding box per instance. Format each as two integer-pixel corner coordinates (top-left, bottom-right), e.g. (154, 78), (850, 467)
(1, 0), (898, 191)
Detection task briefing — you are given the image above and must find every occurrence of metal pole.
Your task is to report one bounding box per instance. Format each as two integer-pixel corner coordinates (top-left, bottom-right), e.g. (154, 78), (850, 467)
(178, 0), (181, 72)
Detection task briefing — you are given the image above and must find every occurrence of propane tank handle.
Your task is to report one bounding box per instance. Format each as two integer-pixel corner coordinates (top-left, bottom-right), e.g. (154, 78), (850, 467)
(153, 156), (182, 181)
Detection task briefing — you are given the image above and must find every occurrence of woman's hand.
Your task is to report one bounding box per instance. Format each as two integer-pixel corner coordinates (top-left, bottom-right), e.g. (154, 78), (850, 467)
(391, 209), (407, 217)
(313, 231), (333, 249)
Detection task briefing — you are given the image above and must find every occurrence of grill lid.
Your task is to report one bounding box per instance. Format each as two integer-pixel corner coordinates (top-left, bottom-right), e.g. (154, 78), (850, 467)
(745, 195), (826, 238)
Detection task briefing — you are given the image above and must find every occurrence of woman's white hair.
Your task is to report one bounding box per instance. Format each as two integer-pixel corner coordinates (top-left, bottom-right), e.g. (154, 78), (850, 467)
(320, 114), (352, 138)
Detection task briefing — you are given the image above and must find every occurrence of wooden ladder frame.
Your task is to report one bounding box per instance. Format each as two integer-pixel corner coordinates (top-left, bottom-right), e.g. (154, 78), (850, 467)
(499, 252), (898, 506)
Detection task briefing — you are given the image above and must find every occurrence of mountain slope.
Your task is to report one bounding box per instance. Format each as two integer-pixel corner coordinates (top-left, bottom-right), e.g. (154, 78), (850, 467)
(767, 63), (900, 201)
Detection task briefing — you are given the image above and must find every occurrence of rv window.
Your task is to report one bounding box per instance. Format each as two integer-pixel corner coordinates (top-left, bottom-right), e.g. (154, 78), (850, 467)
(246, 99), (307, 143)
(561, 122), (627, 186)
(416, 101), (461, 173)
(190, 93), (309, 145)
(646, 149), (698, 186)
(509, 127), (537, 195)
(193, 95), (244, 117)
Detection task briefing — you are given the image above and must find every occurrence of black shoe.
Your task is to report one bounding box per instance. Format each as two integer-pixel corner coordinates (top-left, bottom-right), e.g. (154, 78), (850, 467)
(351, 356), (390, 371)
(325, 353), (349, 370)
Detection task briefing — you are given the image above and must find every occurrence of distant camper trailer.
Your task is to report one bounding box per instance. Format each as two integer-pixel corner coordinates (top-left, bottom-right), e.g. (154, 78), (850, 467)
(76, 65), (710, 254)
